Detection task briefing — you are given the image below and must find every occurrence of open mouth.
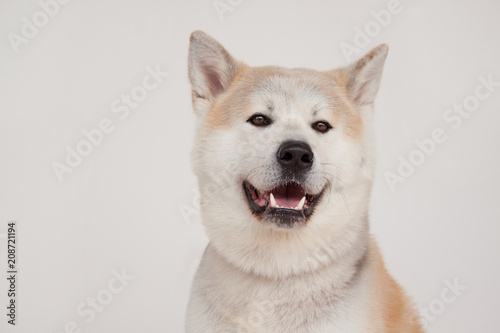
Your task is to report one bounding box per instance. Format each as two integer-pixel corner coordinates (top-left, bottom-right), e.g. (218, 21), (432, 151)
(243, 181), (323, 227)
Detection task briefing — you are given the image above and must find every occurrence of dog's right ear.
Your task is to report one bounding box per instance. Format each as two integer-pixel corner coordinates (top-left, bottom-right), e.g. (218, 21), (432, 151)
(188, 31), (240, 117)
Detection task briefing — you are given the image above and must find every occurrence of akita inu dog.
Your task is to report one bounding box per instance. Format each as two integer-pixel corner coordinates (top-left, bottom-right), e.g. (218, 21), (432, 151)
(185, 30), (423, 333)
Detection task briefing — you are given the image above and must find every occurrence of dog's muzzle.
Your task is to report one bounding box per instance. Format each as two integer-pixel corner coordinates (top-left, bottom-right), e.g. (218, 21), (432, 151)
(243, 140), (323, 228)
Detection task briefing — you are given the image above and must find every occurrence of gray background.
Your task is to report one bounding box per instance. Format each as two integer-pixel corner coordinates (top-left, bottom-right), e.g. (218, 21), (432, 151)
(1, 0), (499, 332)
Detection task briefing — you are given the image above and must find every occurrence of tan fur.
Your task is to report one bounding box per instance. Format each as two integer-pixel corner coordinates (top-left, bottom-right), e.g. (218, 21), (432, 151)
(367, 238), (424, 332)
(204, 63), (249, 130)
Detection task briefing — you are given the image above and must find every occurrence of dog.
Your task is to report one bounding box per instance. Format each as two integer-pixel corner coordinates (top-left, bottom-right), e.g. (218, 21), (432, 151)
(185, 30), (423, 333)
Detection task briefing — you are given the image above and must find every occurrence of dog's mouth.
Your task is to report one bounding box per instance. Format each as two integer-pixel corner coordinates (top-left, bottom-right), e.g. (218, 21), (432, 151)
(243, 181), (322, 227)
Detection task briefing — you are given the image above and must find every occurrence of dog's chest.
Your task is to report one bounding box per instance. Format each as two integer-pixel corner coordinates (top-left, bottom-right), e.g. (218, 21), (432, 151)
(190, 249), (370, 333)
(229, 278), (367, 333)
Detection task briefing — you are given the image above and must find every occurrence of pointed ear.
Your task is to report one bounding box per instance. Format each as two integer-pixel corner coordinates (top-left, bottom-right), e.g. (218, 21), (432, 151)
(342, 44), (389, 106)
(188, 31), (240, 116)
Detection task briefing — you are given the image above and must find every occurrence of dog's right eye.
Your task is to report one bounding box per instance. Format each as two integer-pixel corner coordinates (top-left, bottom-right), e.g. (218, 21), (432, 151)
(248, 114), (272, 127)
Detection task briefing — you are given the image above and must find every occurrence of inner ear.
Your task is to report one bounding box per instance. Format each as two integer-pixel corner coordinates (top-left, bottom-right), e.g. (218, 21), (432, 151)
(188, 31), (240, 115)
(202, 64), (225, 98)
(342, 44), (389, 106)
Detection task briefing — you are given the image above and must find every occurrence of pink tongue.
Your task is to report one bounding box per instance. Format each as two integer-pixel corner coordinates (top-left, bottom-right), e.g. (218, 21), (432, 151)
(272, 183), (305, 208)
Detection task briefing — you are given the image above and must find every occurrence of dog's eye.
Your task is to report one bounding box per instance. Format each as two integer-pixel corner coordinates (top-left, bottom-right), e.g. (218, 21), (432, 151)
(312, 121), (332, 133)
(248, 114), (272, 127)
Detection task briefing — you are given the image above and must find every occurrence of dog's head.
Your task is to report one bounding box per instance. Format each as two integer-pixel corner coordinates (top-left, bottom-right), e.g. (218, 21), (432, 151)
(188, 31), (388, 279)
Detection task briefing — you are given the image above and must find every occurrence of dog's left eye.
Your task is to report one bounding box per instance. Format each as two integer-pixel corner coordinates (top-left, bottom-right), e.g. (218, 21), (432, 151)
(312, 121), (332, 133)
(248, 114), (272, 127)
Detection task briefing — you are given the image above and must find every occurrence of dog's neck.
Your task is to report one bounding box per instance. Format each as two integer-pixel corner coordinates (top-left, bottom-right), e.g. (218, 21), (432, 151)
(210, 211), (371, 283)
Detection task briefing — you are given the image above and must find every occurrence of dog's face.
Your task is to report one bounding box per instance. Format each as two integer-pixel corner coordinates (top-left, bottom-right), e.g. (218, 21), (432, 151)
(188, 31), (388, 278)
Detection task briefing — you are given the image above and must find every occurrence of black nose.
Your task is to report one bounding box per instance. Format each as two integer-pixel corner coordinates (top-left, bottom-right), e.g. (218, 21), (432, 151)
(277, 141), (314, 172)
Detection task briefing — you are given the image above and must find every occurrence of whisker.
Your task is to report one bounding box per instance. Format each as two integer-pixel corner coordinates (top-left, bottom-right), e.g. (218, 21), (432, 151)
(338, 188), (350, 216)
(197, 144), (215, 153)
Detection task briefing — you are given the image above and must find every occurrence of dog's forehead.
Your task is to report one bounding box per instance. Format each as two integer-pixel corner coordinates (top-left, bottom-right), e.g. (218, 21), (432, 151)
(242, 66), (341, 109)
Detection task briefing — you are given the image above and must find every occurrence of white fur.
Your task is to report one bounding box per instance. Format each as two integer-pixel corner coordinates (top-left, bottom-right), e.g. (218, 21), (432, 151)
(185, 31), (399, 333)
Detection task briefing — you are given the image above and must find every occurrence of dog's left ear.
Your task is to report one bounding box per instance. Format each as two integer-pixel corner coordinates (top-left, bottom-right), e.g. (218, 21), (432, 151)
(188, 31), (240, 117)
(341, 44), (389, 106)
